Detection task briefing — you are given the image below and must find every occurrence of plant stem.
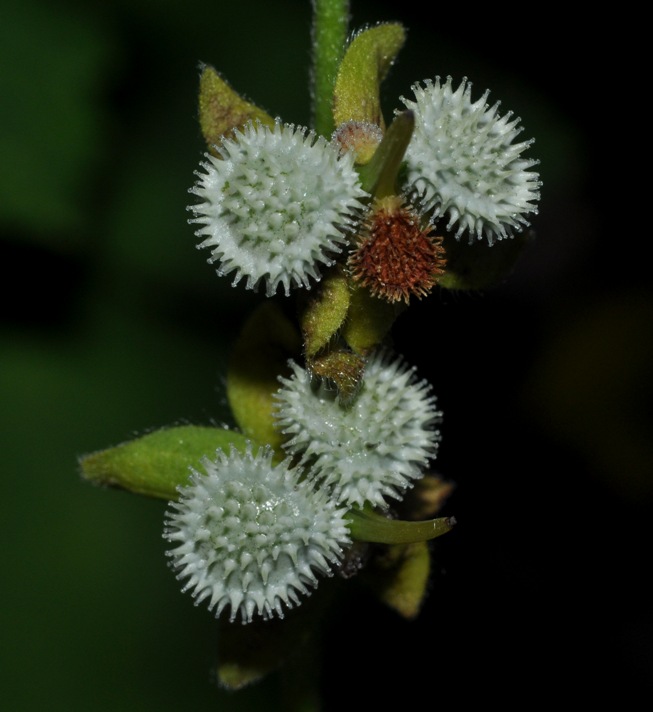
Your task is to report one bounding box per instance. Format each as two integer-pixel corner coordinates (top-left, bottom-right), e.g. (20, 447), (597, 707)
(310, 0), (350, 137)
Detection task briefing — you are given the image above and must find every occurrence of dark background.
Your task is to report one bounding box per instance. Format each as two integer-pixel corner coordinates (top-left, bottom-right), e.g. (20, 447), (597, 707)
(2, 0), (650, 708)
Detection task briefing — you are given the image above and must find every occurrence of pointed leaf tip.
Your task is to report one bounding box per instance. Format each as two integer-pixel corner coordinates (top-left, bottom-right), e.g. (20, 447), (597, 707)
(347, 508), (456, 545)
(333, 22), (406, 128)
(198, 64), (274, 149)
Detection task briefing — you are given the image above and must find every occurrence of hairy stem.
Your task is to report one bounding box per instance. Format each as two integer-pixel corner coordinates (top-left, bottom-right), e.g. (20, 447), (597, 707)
(311, 0), (350, 137)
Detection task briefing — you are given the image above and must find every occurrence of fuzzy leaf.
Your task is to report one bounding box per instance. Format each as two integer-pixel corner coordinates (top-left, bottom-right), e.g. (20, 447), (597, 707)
(300, 266), (351, 358)
(198, 64), (274, 150)
(333, 23), (406, 128)
(79, 425), (249, 500)
(227, 301), (302, 454)
(342, 284), (404, 355)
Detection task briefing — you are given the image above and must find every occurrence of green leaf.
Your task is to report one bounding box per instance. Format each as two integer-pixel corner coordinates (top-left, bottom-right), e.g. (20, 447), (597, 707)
(198, 64), (275, 150)
(332, 23), (406, 129)
(347, 507), (456, 544)
(227, 302), (302, 454)
(341, 285), (404, 356)
(300, 265), (350, 358)
(79, 425), (249, 500)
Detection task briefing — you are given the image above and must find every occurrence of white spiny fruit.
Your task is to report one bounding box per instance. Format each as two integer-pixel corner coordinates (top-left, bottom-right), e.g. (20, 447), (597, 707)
(400, 76), (541, 244)
(163, 444), (351, 624)
(188, 120), (368, 296)
(274, 350), (442, 509)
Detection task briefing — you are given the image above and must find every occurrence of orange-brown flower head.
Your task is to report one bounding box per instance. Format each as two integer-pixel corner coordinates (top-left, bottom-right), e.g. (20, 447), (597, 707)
(348, 195), (446, 303)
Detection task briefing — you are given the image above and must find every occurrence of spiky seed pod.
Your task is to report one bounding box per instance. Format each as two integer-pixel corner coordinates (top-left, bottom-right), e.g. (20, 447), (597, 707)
(163, 445), (351, 624)
(399, 76), (541, 244)
(188, 120), (369, 296)
(348, 195), (446, 303)
(274, 350), (442, 509)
